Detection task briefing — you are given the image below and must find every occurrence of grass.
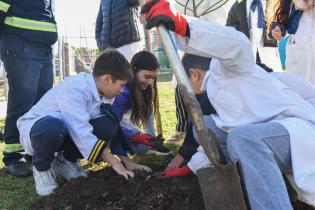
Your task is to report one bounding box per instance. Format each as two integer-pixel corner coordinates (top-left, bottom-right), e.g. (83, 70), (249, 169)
(0, 82), (179, 210)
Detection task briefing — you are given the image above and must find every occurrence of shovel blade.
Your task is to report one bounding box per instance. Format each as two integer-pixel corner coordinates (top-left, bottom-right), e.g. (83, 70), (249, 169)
(196, 162), (247, 210)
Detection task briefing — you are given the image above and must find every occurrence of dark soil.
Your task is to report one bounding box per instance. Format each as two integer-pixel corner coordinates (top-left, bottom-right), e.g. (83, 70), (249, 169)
(31, 165), (315, 210)
(32, 166), (205, 210)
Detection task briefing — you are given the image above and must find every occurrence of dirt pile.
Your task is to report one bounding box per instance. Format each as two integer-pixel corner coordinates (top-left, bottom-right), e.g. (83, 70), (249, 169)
(32, 166), (205, 210)
(31, 165), (314, 210)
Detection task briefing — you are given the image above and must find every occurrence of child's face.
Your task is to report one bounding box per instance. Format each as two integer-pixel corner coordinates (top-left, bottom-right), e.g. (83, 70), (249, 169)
(136, 69), (158, 90)
(97, 74), (127, 99)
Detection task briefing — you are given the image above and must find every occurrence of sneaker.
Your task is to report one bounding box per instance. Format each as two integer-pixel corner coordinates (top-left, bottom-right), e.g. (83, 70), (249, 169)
(51, 152), (87, 181)
(167, 132), (185, 142)
(6, 160), (33, 177)
(32, 166), (58, 196)
(147, 144), (173, 156)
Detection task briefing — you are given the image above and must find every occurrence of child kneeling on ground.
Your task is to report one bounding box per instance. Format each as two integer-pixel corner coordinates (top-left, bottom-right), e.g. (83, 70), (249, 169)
(112, 51), (171, 156)
(17, 49), (151, 196)
(141, 0), (315, 208)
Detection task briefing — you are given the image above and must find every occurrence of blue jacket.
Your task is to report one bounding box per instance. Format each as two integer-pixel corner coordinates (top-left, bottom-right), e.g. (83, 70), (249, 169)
(286, 6), (303, 34)
(0, 0), (57, 46)
(95, 0), (140, 51)
(112, 84), (140, 137)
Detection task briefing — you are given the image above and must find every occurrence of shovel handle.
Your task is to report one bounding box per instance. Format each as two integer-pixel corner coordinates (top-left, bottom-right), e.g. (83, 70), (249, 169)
(156, 25), (221, 166)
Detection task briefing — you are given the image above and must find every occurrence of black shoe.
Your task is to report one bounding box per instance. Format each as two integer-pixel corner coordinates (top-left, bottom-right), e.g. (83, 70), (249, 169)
(24, 154), (33, 164)
(6, 161), (33, 177)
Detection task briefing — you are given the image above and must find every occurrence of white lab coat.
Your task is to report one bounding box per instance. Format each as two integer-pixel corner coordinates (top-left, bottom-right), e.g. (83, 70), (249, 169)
(17, 73), (114, 161)
(176, 17), (315, 205)
(286, 5), (315, 84)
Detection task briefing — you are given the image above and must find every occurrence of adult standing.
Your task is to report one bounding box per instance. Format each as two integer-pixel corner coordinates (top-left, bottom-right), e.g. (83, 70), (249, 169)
(95, 0), (142, 61)
(0, 0), (58, 177)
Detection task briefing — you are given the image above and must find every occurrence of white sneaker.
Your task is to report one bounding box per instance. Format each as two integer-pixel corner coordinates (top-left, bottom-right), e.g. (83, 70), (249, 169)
(51, 152), (87, 181)
(32, 166), (58, 196)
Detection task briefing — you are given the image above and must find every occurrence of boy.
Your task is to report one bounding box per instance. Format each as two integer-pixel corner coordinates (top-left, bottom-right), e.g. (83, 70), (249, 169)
(141, 0), (315, 209)
(17, 49), (151, 196)
(165, 56), (216, 171)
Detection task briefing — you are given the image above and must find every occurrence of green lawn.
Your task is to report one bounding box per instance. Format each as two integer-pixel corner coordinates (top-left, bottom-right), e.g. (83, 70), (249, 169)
(0, 82), (178, 210)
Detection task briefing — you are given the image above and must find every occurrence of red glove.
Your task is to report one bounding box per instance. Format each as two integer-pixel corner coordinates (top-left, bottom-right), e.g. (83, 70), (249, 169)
(141, 0), (190, 37)
(160, 165), (192, 178)
(130, 133), (155, 147)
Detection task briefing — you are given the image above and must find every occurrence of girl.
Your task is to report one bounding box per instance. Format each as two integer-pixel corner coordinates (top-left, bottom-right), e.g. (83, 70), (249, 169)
(269, 0), (315, 84)
(112, 51), (172, 155)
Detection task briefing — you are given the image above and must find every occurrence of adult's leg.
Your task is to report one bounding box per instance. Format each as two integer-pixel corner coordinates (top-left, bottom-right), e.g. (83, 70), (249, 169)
(227, 122), (292, 210)
(35, 48), (53, 103)
(1, 35), (49, 176)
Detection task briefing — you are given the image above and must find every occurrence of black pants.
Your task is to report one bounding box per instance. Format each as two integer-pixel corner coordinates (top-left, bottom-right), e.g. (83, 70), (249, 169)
(178, 92), (217, 161)
(30, 115), (122, 171)
(175, 85), (189, 132)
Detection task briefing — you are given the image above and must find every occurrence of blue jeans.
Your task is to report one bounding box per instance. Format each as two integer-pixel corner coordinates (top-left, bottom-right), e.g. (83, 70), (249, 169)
(0, 34), (53, 165)
(194, 116), (293, 210)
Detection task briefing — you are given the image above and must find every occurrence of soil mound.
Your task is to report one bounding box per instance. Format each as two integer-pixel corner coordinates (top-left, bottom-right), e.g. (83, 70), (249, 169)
(32, 166), (205, 210)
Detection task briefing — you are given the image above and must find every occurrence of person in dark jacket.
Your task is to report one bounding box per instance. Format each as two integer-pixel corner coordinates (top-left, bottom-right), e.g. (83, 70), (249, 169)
(0, 0), (57, 177)
(226, 0), (282, 71)
(95, 0), (141, 61)
(112, 51), (171, 156)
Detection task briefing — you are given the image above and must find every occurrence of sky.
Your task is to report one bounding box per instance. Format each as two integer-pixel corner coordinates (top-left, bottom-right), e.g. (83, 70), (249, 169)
(55, 0), (100, 49)
(54, 0), (233, 49)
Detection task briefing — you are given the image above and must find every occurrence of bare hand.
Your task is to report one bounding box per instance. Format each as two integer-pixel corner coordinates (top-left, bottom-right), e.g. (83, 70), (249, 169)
(101, 149), (134, 180)
(271, 26), (283, 41)
(166, 154), (184, 170)
(112, 161), (135, 180)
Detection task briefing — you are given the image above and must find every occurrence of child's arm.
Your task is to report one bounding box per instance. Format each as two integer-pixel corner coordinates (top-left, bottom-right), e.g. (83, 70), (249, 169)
(141, 0), (255, 75)
(177, 17), (255, 75)
(57, 83), (108, 164)
(101, 149), (135, 180)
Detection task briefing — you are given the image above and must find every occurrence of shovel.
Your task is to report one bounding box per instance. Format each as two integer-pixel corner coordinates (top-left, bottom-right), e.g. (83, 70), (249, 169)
(156, 25), (247, 210)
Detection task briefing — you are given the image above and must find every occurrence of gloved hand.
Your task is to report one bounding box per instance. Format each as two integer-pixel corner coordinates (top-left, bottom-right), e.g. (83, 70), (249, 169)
(130, 133), (156, 147)
(141, 0), (190, 37)
(159, 165), (192, 178)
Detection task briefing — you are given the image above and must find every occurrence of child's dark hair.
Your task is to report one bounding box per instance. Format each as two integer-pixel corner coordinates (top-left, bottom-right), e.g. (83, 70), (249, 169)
(181, 53), (211, 78)
(129, 51), (159, 128)
(93, 49), (134, 82)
